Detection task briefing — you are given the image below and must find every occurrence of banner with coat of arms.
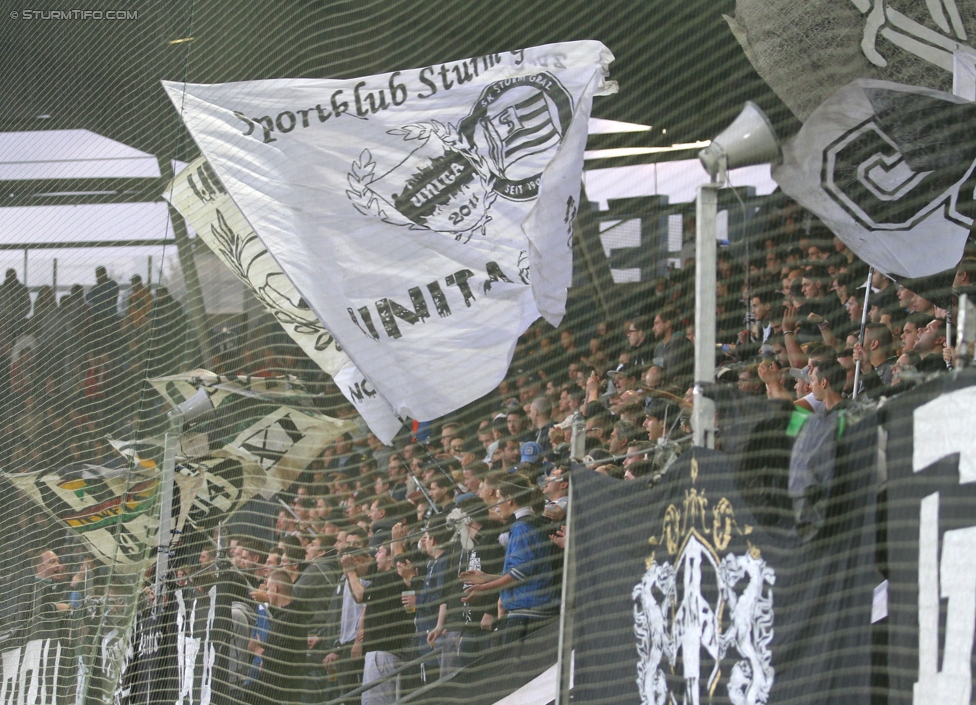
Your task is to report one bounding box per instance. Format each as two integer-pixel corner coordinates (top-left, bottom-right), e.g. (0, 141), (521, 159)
(0, 445), (268, 574)
(161, 41), (616, 421)
(2, 461), (163, 573)
(573, 438), (879, 705)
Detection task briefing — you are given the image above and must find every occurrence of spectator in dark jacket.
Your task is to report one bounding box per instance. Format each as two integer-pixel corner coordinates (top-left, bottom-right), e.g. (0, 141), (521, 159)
(254, 569), (307, 705)
(359, 541), (418, 705)
(653, 308), (694, 387)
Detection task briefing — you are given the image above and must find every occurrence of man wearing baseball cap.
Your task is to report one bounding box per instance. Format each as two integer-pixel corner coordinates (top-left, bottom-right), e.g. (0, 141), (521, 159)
(517, 441), (550, 484)
(520, 441), (542, 466)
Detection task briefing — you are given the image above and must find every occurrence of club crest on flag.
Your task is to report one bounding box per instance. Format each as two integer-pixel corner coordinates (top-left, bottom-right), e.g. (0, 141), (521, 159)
(347, 72), (574, 242)
(773, 79), (976, 278)
(3, 462), (162, 570)
(347, 124), (494, 241)
(634, 460), (775, 705)
(821, 90), (976, 234)
(459, 73), (574, 201)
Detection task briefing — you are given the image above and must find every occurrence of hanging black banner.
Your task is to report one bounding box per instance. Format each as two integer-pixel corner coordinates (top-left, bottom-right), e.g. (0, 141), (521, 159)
(882, 370), (976, 704)
(574, 434), (879, 705)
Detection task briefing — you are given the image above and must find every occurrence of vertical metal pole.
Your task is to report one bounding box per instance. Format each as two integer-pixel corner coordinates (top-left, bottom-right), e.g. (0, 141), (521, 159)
(154, 410), (182, 608)
(214, 521), (225, 593)
(852, 268), (874, 399)
(148, 255), (153, 288)
(693, 183), (719, 448)
(52, 258), (57, 297)
(23, 249), (27, 287)
(959, 294), (976, 366)
(744, 236), (751, 338)
(945, 309), (953, 370)
(575, 184), (616, 320)
(215, 522), (225, 559)
(555, 475), (575, 705)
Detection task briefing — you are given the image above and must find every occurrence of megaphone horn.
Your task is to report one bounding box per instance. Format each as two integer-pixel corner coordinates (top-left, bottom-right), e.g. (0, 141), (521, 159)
(699, 101), (780, 182)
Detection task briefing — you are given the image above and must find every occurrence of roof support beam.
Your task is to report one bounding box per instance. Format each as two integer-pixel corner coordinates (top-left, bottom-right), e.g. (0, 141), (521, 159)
(0, 177), (166, 207)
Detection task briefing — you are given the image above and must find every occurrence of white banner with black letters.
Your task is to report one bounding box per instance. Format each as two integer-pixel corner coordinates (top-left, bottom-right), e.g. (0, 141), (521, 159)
(163, 158), (403, 443)
(162, 41), (615, 421)
(773, 79), (976, 279)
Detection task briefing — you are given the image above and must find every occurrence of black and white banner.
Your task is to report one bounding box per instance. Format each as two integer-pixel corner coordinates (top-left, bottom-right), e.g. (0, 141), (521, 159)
(114, 571), (257, 705)
(574, 437), (879, 704)
(727, 1), (976, 122)
(115, 603), (167, 705)
(148, 370), (358, 496)
(0, 638), (69, 705)
(882, 370), (976, 704)
(118, 584), (234, 705)
(162, 41), (615, 421)
(163, 159), (402, 444)
(773, 79), (976, 279)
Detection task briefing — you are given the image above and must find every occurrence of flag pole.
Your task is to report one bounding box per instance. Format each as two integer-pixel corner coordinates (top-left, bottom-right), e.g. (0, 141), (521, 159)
(555, 474), (575, 705)
(154, 387), (215, 608)
(153, 409), (181, 611)
(391, 442), (441, 515)
(945, 309), (953, 370)
(569, 411), (586, 460)
(693, 181), (719, 447)
(852, 268), (874, 399)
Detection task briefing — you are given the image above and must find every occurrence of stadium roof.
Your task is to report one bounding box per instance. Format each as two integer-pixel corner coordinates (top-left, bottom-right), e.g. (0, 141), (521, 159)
(0, 0), (800, 167)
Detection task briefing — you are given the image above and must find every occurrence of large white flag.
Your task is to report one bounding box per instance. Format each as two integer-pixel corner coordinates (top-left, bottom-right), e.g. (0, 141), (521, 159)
(773, 79), (976, 278)
(162, 41), (615, 421)
(163, 157), (403, 443)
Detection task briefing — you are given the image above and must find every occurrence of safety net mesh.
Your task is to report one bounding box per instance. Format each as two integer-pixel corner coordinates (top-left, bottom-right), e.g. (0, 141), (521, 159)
(0, 2), (974, 705)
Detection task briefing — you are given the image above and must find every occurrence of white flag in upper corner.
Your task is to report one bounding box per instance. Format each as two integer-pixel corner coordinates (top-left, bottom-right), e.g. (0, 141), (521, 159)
(163, 158), (403, 444)
(161, 41), (615, 421)
(773, 79), (976, 279)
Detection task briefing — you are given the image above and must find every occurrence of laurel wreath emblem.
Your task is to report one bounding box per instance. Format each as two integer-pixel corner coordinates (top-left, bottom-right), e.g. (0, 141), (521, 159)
(209, 209), (337, 352)
(346, 149), (387, 219)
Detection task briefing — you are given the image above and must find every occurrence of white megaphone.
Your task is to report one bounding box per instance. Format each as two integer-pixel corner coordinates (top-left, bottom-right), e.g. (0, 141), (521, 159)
(698, 101), (780, 184)
(173, 386), (215, 425)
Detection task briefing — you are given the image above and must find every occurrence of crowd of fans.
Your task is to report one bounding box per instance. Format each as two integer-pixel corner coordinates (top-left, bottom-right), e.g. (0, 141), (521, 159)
(190, 435), (567, 705)
(0, 265), (191, 474)
(1, 196), (975, 705)
(181, 215), (973, 704)
(0, 263), (195, 684)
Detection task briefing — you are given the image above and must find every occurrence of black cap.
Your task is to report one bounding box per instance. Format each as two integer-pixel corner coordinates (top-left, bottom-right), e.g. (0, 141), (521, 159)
(369, 529), (392, 551)
(644, 398), (676, 421)
(608, 363), (638, 380)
